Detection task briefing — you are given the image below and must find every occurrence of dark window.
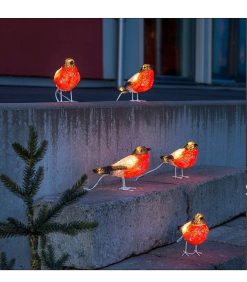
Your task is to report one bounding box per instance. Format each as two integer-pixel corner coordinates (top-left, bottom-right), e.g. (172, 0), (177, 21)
(212, 19), (246, 83)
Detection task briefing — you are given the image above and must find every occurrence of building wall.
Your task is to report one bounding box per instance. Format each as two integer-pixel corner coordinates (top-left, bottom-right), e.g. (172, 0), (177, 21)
(0, 19), (103, 79)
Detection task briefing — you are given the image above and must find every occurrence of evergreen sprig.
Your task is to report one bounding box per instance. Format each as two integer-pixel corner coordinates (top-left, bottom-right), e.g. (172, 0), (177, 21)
(0, 126), (98, 269)
(41, 243), (69, 270)
(0, 252), (15, 270)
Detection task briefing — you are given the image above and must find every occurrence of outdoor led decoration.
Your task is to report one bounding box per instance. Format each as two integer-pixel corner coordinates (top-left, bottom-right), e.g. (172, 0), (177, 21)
(85, 146), (151, 191)
(54, 58), (80, 102)
(136, 141), (198, 180)
(116, 64), (154, 102)
(177, 213), (209, 256)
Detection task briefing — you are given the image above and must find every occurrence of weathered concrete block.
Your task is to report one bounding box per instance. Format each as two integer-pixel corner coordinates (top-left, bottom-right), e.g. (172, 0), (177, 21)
(104, 216), (246, 270)
(104, 241), (246, 270)
(35, 166), (245, 269)
(0, 101), (245, 269)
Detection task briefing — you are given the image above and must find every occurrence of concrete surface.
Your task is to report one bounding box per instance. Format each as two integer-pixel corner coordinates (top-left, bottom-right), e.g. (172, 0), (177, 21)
(0, 85), (245, 103)
(34, 166), (245, 269)
(104, 215), (246, 270)
(0, 101), (245, 269)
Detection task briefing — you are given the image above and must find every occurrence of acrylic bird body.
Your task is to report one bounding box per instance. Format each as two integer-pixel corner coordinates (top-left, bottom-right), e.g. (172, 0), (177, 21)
(94, 151), (150, 179)
(168, 147), (199, 169)
(161, 141), (198, 178)
(54, 65), (80, 92)
(122, 68), (154, 94)
(179, 213), (209, 256)
(92, 146), (151, 191)
(181, 221), (209, 246)
(54, 58), (80, 102)
(117, 64), (154, 101)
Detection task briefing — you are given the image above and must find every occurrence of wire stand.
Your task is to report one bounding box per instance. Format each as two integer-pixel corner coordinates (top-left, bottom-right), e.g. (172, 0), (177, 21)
(84, 175), (106, 191)
(119, 177), (136, 191)
(135, 162), (164, 181)
(55, 88), (74, 102)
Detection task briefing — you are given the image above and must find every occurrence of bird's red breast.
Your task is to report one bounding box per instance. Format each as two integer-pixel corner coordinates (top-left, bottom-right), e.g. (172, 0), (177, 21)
(54, 66), (80, 92)
(112, 153), (150, 179)
(127, 69), (154, 93)
(182, 222), (209, 246)
(172, 148), (198, 169)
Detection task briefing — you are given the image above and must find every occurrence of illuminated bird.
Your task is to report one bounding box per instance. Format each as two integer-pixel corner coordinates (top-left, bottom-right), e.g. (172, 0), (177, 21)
(136, 141), (198, 181)
(177, 213), (209, 256)
(92, 146), (151, 191)
(116, 64), (154, 102)
(160, 141), (198, 179)
(54, 58), (80, 102)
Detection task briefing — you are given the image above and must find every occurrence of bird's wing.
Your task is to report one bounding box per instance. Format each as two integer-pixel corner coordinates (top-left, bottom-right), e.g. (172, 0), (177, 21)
(112, 154), (138, 169)
(181, 221), (192, 234)
(128, 72), (140, 83)
(54, 68), (62, 79)
(171, 148), (185, 159)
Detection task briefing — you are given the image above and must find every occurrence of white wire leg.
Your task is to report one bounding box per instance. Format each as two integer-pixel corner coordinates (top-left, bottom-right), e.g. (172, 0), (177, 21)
(70, 91), (73, 102)
(119, 177), (136, 191)
(180, 168), (189, 178)
(135, 92), (146, 102)
(135, 163), (164, 181)
(84, 175), (106, 191)
(193, 245), (202, 256)
(55, 88), (61, 102)
(172, 167), (182, 179)
(130, 92), (135, 101)
(182, 242), (194, 256)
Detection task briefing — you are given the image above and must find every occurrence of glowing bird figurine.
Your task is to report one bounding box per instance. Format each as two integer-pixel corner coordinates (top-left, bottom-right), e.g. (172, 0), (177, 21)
(54, 58), (80, 102)
(160, 141), (198, 179)
(177, 213), (209, 256)
(136, 141), (198, 181)
(87, 146), (151, 191)
(116, 64), (154, 102)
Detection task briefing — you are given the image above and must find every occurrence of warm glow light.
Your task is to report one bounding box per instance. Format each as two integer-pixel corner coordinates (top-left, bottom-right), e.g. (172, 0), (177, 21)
(161, 140), (199, 178)
(91, 146), (151, 191)
(54, 58), (80, 102)
(179, 213), (209, 256)
(116, 64), (154, 102)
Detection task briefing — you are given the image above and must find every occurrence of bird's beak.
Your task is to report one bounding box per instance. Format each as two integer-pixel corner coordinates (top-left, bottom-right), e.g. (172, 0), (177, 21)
(147, 148), (151, 151)
(195, 143), (198, 147)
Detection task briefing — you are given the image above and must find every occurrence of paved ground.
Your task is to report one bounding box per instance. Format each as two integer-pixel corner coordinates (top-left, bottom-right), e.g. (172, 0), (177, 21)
(104, 215), (246, 270)
(0, 84), (245, 103)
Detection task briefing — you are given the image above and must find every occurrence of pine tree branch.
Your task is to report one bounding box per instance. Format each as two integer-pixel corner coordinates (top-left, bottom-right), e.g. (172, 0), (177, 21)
(0, 174), (25, 199)
(28, 126), (38, 157)
(30, 167), (44, 197)
(34, 140), (48, 163)
(39, 221), (98, 236)
(12, 143), (29, 162)
(0, 251), (16, 270)
(0, 219), (29, 238)
(22, 165), (35, 194)
(41, 244), (69, 270)
(34, 175), (87, 226)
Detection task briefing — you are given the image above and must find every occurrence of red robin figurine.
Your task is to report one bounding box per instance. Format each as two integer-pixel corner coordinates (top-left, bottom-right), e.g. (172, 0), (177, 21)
(161, 141), (198, 178)
(116, 64), (154, 102)
(92, 146), (151, 191)
(54, 58), (80, 102)
(178, 213), (209, 256)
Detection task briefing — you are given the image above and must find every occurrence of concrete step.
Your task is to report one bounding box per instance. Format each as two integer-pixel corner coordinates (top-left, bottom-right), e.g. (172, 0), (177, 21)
(104, 215), (246, 270)
(35, 166), (245, 269)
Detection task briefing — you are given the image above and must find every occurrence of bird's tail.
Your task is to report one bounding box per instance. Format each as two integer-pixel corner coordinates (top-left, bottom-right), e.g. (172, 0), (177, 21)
(160, 154), (174, 163)
(93, 166), (112, 175)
